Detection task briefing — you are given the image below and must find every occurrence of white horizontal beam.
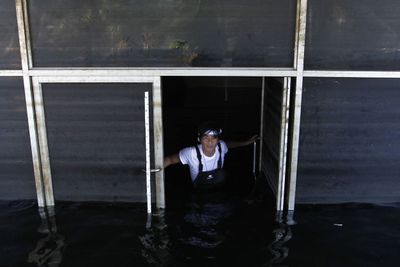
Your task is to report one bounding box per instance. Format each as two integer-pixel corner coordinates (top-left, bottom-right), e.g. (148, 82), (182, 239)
(29, 68), (297, 77)
(304, 70), (400, 78)
(37, 76), (156, 83)
(5, 69), (400, 79)
(0, 70), (23, 76)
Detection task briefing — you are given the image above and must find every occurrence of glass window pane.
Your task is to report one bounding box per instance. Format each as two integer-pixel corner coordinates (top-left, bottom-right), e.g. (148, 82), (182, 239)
(0, 0), (21, 69)
(0, 77), (35, 199)
(29, 0), (296, 67)
(305, 0), (400, 70)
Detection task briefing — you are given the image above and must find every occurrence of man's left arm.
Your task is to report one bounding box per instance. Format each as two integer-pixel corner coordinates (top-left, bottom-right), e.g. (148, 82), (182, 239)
(226, 135), (259, 149)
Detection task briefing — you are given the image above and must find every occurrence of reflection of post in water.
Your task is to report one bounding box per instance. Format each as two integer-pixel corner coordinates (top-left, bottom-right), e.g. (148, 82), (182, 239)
(139, 210), (172, 267)
(27, 207), (65, 267)
(267, 211), (294, 267)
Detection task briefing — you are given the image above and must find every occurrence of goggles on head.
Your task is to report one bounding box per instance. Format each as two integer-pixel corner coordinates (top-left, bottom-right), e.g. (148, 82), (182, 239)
(201, 129), (222, 137)
(197, 122), (222, 142)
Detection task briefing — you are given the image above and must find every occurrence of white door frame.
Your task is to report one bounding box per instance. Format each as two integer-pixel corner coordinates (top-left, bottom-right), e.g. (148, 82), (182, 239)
(30, 76), (165, 209)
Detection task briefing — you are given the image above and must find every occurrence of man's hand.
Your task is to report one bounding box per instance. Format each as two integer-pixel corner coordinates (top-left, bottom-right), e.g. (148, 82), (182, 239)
(246, 135), (259, 145)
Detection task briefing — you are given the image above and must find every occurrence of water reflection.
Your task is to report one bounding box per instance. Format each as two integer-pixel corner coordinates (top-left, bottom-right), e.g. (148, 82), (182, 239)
(266, 211), (293, 267)
(177, 193), (235, 250)
(140, 192), (293, 266)
(3, 201), (396, 266)
(28, 207), (65, 266)
(139, 192), (238, 265)
(24, 197), (293, 266)
(139, 212), (172, 267)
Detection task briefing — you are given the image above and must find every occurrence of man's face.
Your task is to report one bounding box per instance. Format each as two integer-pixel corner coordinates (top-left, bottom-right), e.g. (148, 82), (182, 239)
(200, 135), (219, 155)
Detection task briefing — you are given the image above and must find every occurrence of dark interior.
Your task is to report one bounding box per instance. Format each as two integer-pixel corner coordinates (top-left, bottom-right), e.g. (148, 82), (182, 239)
(162, 77), (263, 201)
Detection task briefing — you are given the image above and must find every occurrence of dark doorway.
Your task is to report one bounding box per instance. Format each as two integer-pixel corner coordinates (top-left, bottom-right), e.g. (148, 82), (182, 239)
(162, 77), (263, 202)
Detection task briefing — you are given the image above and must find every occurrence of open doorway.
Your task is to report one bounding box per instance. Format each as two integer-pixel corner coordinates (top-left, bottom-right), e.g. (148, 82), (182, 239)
(161, 76), (293, 211)
(162, 77), (263, 199)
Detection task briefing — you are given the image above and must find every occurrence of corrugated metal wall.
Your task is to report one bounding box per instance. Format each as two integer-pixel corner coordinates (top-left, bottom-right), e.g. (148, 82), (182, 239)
(1, 0), (400, 206)
(306, 0), (400, 70)
(0, 0), (20, 69)
(0, 78), (36, 200)
(42, 83), (152, 202)
(297, 78), (400, 203)
(27, 0), (295, 67)
(262, 78), (284, 196)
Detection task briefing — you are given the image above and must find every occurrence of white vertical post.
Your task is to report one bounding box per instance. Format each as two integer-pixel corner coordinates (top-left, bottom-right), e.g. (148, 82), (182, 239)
(22, 76), (45, 207)
(144, 91), (152, 214)
(32, 78), (54, 206)
(16, 0), (48, 207)
(252, 141), (257, 174)
(288, 0), (308, 211)
(258, 77), (265, 172)
(277, 77), (291, 211)
(15, 0), (32, 70)
(152, 77), (165, 209)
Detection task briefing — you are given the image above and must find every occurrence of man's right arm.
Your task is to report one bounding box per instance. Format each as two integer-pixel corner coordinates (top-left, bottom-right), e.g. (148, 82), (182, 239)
(163, 153), (181, 168)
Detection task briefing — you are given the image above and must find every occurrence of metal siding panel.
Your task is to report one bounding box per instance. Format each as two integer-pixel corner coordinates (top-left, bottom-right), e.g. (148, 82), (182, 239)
(0, 0), (21, 69)
(306, 0), (400, 70)
(28, 0), (295, 67)
(262, 78), (284, 199)
(297, 78), (400, 203)
(0, 77), (36, 199)
(42, 83), (152, 202)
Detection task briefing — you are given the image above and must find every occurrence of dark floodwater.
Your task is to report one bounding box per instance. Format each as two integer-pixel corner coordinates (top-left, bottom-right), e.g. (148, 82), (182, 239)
(1, 198), (399, 267)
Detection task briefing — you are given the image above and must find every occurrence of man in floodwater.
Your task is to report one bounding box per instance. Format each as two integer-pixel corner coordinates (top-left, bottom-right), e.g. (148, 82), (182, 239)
(164, 121), (257, 190)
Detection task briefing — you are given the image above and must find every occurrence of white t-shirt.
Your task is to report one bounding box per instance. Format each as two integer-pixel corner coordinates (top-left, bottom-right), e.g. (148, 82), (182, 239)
(179, 141), (229, 182)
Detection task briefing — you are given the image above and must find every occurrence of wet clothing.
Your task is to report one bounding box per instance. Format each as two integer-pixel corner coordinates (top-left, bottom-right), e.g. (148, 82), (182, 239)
(179, 141), (228, 187)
